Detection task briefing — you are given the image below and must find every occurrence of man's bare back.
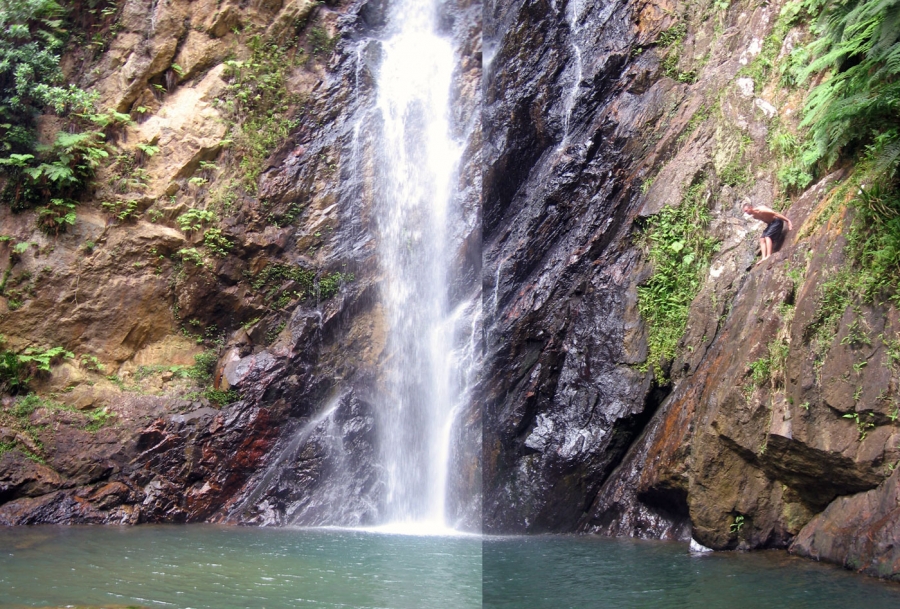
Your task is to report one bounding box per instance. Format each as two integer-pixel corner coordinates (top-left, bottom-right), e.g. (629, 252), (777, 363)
(743, 204), (793, 264)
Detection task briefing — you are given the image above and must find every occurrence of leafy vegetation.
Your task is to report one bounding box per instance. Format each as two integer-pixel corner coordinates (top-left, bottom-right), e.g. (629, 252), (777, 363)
(0, 1), (113, 214)
(748, 339), (790, 388)
(0, 393), (115, 462)
(637, 181), (719, 379)
(795, 0), (899, 180)
(0, 344), (73, 394)
(218, 36), (304, 192)
(843, 410), (876, 441)
(248, 262), (352, 306)
(656, 22), (697, 83)
(203, 227), (233, 257)
(177, 209), (217, 234)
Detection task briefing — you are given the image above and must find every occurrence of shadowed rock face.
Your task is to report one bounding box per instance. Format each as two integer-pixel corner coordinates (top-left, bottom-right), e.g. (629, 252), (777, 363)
(483, 0), (655, 534)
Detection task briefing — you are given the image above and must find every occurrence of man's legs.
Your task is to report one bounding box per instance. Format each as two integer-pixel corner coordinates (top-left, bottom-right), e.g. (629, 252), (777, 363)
(757, 236), (773, 263)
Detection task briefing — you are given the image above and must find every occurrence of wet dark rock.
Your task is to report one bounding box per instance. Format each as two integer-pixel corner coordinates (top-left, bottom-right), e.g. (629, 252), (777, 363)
(484, 0), (900, 580)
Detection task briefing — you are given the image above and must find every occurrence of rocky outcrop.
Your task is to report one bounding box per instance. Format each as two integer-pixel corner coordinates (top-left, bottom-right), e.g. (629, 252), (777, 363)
(484, 0), (900, 581)
(792, 466), (900, 580)
(0, 0), (386, 524)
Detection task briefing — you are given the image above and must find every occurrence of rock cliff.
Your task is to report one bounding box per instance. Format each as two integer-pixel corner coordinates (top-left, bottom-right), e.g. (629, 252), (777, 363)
(484, 0), (900, 582)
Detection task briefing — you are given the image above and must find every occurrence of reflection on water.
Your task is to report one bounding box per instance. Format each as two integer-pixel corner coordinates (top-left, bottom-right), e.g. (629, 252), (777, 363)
(0, 525), (481, 609)
(484, 535), (900, 609)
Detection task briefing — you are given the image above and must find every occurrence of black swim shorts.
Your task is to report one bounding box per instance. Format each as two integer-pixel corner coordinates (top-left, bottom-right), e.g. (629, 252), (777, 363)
(762, 218), (783, 239)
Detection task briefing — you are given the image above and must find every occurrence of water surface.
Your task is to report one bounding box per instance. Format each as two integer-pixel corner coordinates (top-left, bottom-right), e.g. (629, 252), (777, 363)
(0, 525), (481, 609)
(2, 527), (899, 609)
(484, 535), (900, 608)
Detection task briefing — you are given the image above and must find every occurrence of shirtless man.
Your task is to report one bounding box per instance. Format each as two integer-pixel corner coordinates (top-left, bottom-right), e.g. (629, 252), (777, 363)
(742, 203), (793, 264)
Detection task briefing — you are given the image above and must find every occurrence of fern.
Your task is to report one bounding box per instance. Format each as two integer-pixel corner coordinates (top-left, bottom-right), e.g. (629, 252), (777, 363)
(794, 0), (900, 302)
(797, 0), (900, 184)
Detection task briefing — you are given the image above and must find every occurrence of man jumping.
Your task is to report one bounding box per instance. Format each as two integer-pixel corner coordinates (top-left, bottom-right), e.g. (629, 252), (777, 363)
(743, 203), (793, 265)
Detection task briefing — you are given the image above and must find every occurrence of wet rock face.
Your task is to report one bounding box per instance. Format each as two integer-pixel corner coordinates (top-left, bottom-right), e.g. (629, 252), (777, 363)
(483, 0), (653, 533)
(486, 0), (900, 580)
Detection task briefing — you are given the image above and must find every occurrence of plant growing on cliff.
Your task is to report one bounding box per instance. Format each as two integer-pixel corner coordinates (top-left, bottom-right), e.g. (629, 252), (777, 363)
(36, 198), (76, 235)
(203, 227), (232, 257)
(218, 36), (303, 192)
(843, 411), (875, 441)
(0, 2), (113, 211)
(796, 0), (900, 183)
(177, 209), (217, 234)
(0, 345), (73, 394)
(637, 181), (719, 380)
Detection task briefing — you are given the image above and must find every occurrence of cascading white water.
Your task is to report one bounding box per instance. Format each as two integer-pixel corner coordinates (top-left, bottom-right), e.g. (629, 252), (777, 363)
(373, 0), (469, 531)
(561, 0), (585, 144)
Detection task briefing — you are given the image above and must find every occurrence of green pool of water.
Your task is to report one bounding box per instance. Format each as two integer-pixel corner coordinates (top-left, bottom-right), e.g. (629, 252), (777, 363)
(1, 526), (898, 608)
(484, 535), (900, 608)
(0, 525), (481, 609)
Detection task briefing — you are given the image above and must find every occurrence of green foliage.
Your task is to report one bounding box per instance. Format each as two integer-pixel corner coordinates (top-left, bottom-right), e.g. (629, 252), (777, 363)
(806, 267), (854, 345)
(36, 197), (75, 234)
(0, 0), (90, 152)
(748, 339), (790, 388)
(177, 208), (217, 233)
(0, 345), (72, 394)
(108, 151), (148, 194)
(661, 53), (697, 84)
(266, 320), (286, 343)
(203, 387), (239, 407)
(845, 182), (900, 302)
(79, 354), (104, 372)
(637, 181), (720, 379)
(656, 23), (687, 48)
(248, 263), (352, 306)
(177, 247), (205, 267)
(191, 351), (218, 384)
(84, 108), (132, 135)
(730, 514), (745, 534)
(749, 355), (773, 386)
(318, 271), (353, 300)
(203, 227), (232, 257)
(101, 198), (138, 222)
(738, 10), (795, 85)
(2, 130), (108, 210)
(718, 161), (750, 187)
(0, 2), (112, 211)
(135, 142), (159, 160)
(18, 345), (73, 371)
(308, 26), (338, 56)
(843, 410), (876, 441)
(218, 36), (302, 192)
(656, 23), (696, 83)
(796, 0), (900, 182)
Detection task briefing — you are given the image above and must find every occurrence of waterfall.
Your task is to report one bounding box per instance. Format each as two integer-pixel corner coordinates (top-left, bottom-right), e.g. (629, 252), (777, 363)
(561, 0), (585, 144)
(372, 0), (473, 532)
(228, 0), (479, 533)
